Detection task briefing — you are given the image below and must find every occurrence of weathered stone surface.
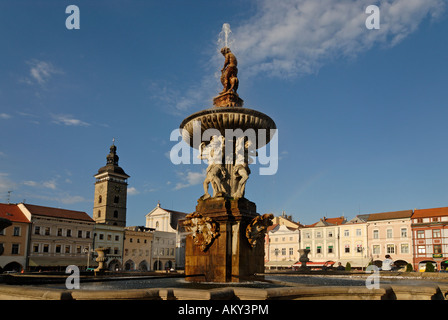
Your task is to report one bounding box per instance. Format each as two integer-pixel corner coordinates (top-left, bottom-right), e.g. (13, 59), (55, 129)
(183, 198), (265, 283)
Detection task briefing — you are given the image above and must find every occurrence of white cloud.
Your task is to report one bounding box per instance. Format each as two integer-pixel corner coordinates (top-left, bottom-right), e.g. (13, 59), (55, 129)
(127, 186), (140, 195)
(42, 180), (57, 190)
(174, 169), (206, 190)
(0, 113), (12, 119)
(51, 114), (90, 127)
(232, 0), (446, 78)
(23, 180), (38, 187)
(26, 59), (63, 85)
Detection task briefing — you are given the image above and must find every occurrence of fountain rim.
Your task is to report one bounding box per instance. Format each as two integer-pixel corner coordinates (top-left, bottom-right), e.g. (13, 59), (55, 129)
(179, 106), (277, 149)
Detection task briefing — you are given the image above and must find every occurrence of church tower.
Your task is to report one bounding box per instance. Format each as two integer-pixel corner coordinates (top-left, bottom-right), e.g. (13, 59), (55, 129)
(93, 141), (130, 227)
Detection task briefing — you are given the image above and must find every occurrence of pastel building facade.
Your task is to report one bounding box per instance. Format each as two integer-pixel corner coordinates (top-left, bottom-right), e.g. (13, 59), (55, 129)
(366, 210), (413, 269)
(411, 207), (448, 271)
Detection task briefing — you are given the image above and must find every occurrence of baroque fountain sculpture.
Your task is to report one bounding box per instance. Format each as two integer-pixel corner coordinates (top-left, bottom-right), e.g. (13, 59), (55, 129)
(180, 24), (276, 282)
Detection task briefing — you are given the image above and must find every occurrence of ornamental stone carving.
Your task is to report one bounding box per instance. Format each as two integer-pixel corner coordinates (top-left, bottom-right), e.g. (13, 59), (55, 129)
(184, 212), (220, 252)
(246, 213), (274, 248)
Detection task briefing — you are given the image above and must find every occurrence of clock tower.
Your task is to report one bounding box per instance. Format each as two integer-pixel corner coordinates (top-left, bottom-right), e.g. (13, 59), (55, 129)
(93, 141), (130, 227)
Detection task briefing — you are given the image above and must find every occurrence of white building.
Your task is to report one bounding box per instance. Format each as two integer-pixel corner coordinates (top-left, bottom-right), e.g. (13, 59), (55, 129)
(145, 203), (187, 270)
(301, 216), (346, 268)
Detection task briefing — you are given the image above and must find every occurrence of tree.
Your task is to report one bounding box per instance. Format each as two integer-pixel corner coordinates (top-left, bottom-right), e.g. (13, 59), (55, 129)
(345, 262), (351, 271)
(425, 262), (435, 272)
(405, 263), (413, 272)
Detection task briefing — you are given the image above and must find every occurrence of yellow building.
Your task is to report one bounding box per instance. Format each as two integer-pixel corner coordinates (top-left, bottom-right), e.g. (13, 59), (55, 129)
(123, 226), (154, 271)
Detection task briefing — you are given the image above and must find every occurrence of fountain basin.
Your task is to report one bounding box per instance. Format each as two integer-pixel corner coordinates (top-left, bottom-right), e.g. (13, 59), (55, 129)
(180, 107), (277, 149)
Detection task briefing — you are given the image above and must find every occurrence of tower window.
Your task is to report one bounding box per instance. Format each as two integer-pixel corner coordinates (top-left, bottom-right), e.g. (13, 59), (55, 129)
(98, 210), (101, 218)
(114, 196), (119, 204)
(114, 210), (119, 218)
(98, 195), (102, 203)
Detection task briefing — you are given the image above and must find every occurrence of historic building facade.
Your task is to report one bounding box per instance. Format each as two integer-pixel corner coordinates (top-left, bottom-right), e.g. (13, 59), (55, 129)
(301, 216), (346, 268)
(18, 203), (95, 271)
(411, 207), (448, 271)
(366, 210), (413, 269)
(145, 203), (187, 270)
(123, 226), (154, 271)
(0, 203), (30, 272)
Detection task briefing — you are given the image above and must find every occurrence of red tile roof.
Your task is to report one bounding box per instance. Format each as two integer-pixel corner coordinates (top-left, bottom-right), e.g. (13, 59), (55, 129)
(0, 203), (30, 223)
(22, 204), (94, 222)
(305, 216), (346, 227)
(413, 207), (448, 219)
(367, 210), (413, 221)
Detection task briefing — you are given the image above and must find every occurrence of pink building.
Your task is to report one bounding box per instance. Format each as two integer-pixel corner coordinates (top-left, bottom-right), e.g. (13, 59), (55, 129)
(366, 210), (413, 269)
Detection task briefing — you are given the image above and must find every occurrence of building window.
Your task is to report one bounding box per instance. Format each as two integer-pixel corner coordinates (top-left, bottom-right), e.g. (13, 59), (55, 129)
(401, 228), (407, 238)
(281, 248), (286, 255)
(386, 244), (395, 254)
(55, 245), (61, 253)
(274, 248), (279, 256)
(433, 229), (441, 238)
(76, 246), (82, 254)
(78, 230), (83, 238)
(98, 210), (101, 218)
(66, 229), (72, 237)
(58, 228), (63, 236)
(434, 245), (442, 254)
(305, 232), (310, 239)
(328, 246), (333, 254)
(115, 235), (119, 241)
(289, 248), (294, 255)
(99, 233), (104, 240)
(98, 195), (102, 203)
(373, 245), (380, 255)
(34, 226), (40, 235)
(316, 231), (322, 238)
(316, 246), (322, 254)
(86, 231), (91, 238)
(328, 231), (333, 238)
(13, 227), (20, 236)
(344, 245), (350, 253)
(386, 229), (393, 239)
(11, 244), (19, 255)
(417, 245), (425, 254)
(33, 244), (39, 253)
(401, 243), (409, 254)
(344, 230), (349, 237)
(356, 245), (363, 253)
(373, 230), (379, 239)
(417, 230), (425, 239)
(356, 229), (361, 236)
(65, 245), (71, 254)
(45, 227), (50, 236)
(114, 210), (118, 218)
(43, 244), (49, 253)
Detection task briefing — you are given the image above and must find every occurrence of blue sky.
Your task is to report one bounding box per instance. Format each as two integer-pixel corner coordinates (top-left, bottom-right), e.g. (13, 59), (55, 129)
(0, 0), (447, 227)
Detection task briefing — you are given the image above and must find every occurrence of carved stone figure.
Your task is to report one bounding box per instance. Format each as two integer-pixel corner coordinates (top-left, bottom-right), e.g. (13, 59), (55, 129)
(184, 212), (220, 252)
(246, 213), (274, 248)
(232, 137), (256, 199)
(94, 247), (109, 273)
(220, 47), (239, 94)
(199, 135), (227, 199)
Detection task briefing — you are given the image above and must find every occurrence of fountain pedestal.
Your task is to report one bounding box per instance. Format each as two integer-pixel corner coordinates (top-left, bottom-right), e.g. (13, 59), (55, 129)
(184, 197), (266, 283)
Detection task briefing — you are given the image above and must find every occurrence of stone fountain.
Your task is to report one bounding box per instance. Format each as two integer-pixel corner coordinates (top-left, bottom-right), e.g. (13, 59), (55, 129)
(180, 25), (276, 283)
